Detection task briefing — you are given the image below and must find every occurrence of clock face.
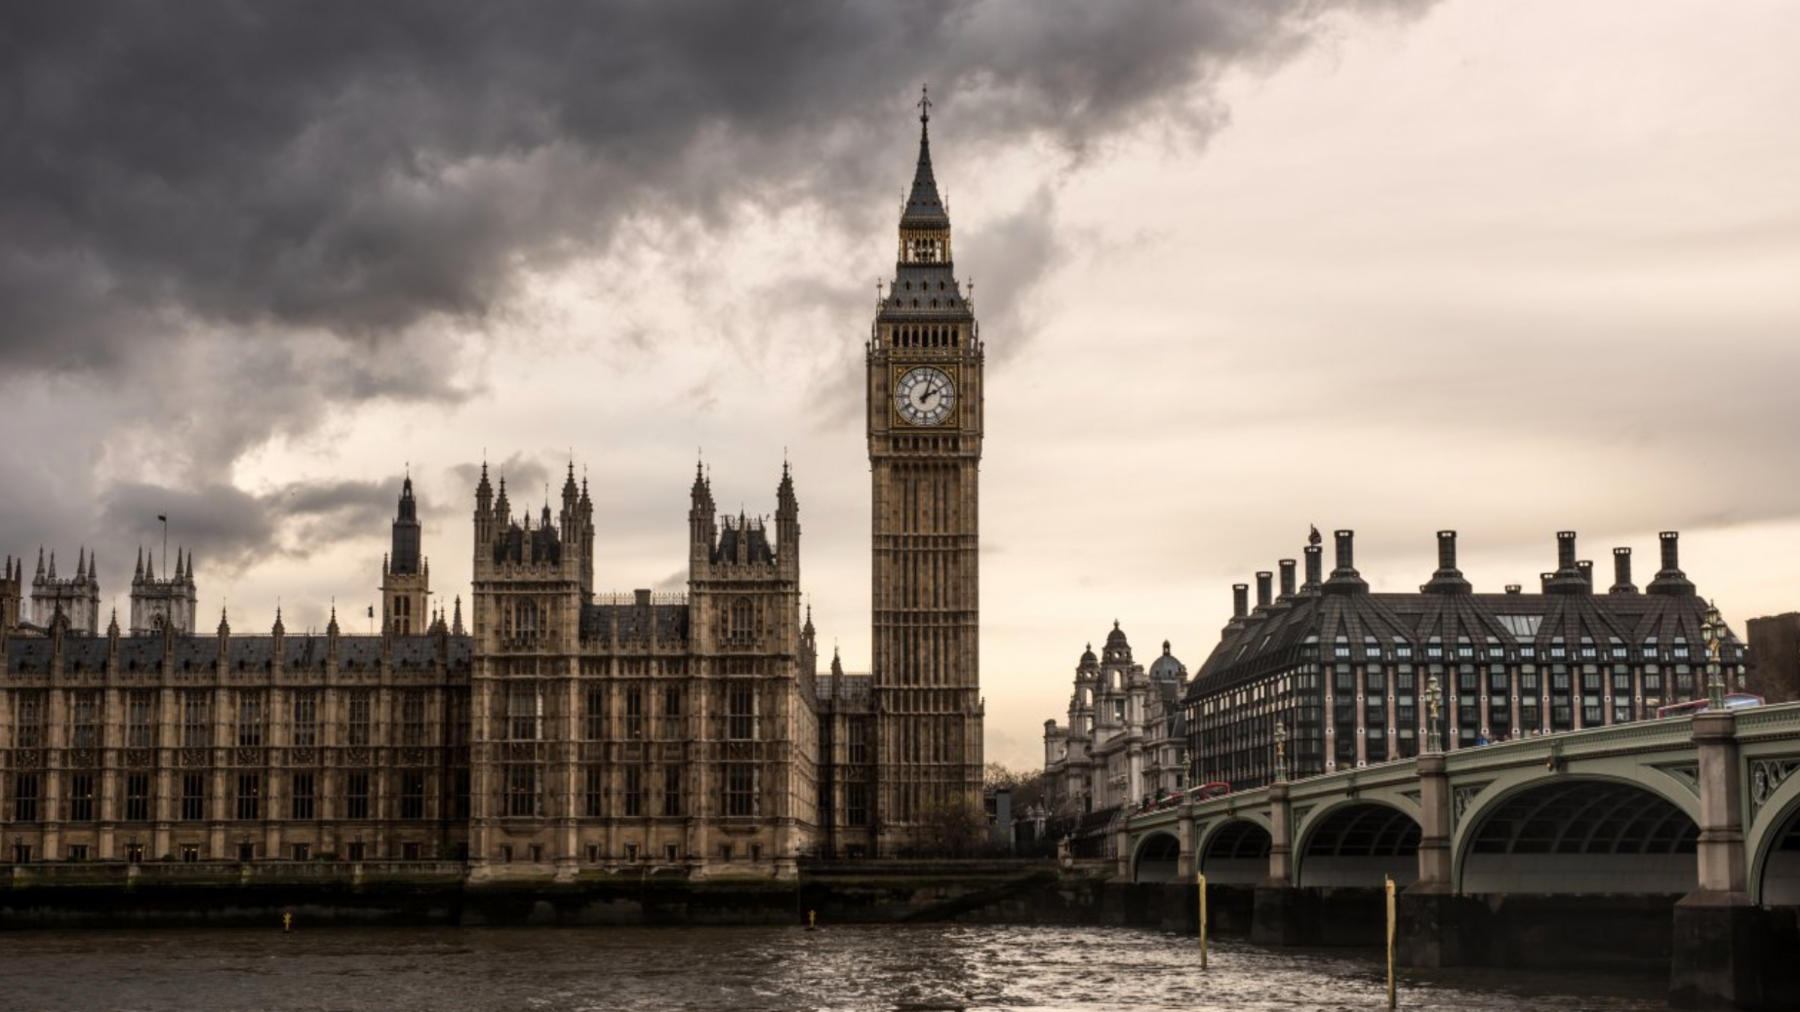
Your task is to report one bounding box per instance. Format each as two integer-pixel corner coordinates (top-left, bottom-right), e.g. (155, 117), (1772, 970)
(895, 366), (956, 426)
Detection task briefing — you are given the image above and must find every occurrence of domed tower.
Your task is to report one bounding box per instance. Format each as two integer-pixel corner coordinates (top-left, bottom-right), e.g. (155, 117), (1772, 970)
(867, 88), (986, 851)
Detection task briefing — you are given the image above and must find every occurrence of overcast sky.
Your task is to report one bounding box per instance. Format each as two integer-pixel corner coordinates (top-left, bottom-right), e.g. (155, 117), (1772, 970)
(4, 1), (1798, 770)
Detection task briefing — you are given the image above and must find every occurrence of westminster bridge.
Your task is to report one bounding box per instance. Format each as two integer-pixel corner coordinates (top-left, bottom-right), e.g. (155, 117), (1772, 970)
(1120, 703), (1800, 1009)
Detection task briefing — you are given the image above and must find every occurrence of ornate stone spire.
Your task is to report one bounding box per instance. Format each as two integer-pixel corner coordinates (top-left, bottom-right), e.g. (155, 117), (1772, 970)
(901, 84), (949, 231)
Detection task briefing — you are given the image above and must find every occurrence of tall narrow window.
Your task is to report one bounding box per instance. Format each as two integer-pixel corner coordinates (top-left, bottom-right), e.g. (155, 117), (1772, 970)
(292, 691), (318, 747)
(127, 690), (156, 748)
(67, 773), (96, 821)
(12, 692), (43, 749)
(585, 686), (607, 740)
(727, 683), (755, 741)
(505, 765), (540, 817)
(401, 690), (428, 747)
(181, 773), (207, 820)
(236, 691), (264, 748)
(661, 686), (684, 740)
(584, 766), (606, 817)
(346, 691), (372, 747)
(623, 766), (644, 817)
(662, 765), (683, 817)
(723, 764), (757, 817)
(624, 686), (644, 740)
(236, 773), (261, 820)
(11, 773), (40, 822)
(508, 683), (541, 741)
(70, 691), (100, 749)
(125, 773), (153, 821)
(181, 692), (210, 749)
(400, 771), (426, 819)
(345, 771), (371, 819)
(290, 773), (315, 820)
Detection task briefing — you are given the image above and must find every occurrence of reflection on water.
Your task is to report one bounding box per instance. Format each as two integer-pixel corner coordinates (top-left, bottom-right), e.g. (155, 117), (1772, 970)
(0, 924), (1667, 1012)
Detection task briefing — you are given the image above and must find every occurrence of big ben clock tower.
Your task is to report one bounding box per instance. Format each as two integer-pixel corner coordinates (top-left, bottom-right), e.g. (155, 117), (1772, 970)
(867, 88), (984, 851)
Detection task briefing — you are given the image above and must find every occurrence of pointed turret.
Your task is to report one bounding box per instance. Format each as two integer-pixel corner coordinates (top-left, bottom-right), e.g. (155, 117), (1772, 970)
(775, 460), (800, 564)
(107, 608), (119, 639)
(495, 475), (511, 524)
(327, 605), (340, 637)
(135, 547), (144, 582)
(144, 550), (154, 582)
(272, 605), (285, 638)
(36, 546), (45, 580)
(689, 459), (717, 547)
(47, 551), (56, 580)
(218, 606), (230, 638)
(76, 547), (86, 580)
(900, 85), (950, 232)
(391, 475), (423, 576)
(452, 595), (465, 637)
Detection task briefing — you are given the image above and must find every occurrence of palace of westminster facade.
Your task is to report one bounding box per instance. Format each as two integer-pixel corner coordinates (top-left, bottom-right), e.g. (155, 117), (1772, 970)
(0, 101), (985, 877)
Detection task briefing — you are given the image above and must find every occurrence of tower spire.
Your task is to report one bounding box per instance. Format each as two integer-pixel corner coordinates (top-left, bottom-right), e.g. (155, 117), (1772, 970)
(900, 84), (949, 232)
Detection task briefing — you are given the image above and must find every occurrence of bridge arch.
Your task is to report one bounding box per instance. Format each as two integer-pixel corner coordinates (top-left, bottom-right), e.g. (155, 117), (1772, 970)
(1749, 771), (1800, 905)
(1130, 830), (1182, 884)
(1195, 818), (1271, 885)
(1454, 775), (1698, 895)
(1294, 799), (1420, 888)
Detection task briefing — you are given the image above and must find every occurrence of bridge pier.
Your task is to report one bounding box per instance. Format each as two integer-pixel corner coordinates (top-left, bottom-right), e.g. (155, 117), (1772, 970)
(1670, 711), (1778, 1010)
(1397, 751), (1484, 967)
(1248, 781), (1308, 944)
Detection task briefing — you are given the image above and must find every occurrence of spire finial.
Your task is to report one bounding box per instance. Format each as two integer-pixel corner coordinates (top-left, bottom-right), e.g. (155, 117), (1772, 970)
(918, 82), (932, 124)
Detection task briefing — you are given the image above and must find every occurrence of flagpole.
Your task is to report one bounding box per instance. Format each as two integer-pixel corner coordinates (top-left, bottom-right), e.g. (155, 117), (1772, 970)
(159, 515), (168, 574)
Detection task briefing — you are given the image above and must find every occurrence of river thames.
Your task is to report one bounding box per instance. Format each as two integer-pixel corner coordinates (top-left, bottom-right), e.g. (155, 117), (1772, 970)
(0, 924), (1668, 1011)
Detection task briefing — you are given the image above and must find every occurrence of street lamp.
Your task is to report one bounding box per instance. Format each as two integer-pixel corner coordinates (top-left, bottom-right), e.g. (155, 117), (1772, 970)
(1701, 600), (1725, 710)
(1273, 722), (1288, 783)
(1425, 672), (1443, 754)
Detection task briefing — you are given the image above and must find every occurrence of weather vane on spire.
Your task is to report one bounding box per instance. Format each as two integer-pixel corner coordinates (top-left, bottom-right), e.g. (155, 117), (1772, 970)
(918, 83), (932, 123)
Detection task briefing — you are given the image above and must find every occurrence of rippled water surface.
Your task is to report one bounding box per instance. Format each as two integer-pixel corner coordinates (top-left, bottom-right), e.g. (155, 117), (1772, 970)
(0, 925), (1667, 1012)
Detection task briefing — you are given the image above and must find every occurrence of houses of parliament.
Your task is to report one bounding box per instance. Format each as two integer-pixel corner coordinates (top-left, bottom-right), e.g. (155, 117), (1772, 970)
(0, 101), (985, 878)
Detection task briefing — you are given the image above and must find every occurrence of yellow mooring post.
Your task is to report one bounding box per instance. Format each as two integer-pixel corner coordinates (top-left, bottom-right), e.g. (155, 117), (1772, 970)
(1384, 876), (1397, 1010)
(1197, 871), (1208, 970)
(282, 909), (293, 934)
(807, 909), (817, 930)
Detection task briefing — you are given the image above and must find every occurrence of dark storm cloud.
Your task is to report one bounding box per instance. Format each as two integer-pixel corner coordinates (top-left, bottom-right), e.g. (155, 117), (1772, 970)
(97, 477), (398, 577)
(0, 0), (1437, 592)
(0, 0), (1434, 372)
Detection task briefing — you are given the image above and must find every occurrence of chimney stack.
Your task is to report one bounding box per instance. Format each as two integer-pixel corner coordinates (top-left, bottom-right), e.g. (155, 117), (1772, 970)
(1231, 584), (1249, 620)
(1648, 531), (1696, 595)
(1255, 571), (1273, 610)
(1303, 546), (1323, 591)
(1556, 531), (1578, 573)
(1278, 559), (1296, 600)
(1610, 547), (1637, 594)
(1424, 529), (1471, 594)
(1324, 530), (1368, 594)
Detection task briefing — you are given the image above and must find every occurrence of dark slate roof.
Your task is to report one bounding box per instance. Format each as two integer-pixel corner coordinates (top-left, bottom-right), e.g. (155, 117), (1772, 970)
(4, 633), (473, 676)
(713, 519), (775, 566)
(877, 263), (972, 323)
(580, 603), (690, 643)
(900, 113), (949, 230)
(820, 673), (873, 704)
(1188, 583), (1742, 703)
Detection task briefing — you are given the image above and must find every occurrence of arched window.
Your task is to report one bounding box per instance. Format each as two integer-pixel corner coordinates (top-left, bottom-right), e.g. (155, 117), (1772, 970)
(728, 598), (756, 647)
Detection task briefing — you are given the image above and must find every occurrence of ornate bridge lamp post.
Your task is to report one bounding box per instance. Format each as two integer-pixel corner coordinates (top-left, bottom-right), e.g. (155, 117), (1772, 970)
(1425, 672), (1443, 754)
(1273, 722), (1289, 783)
(1701, 600), (1725, 710)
